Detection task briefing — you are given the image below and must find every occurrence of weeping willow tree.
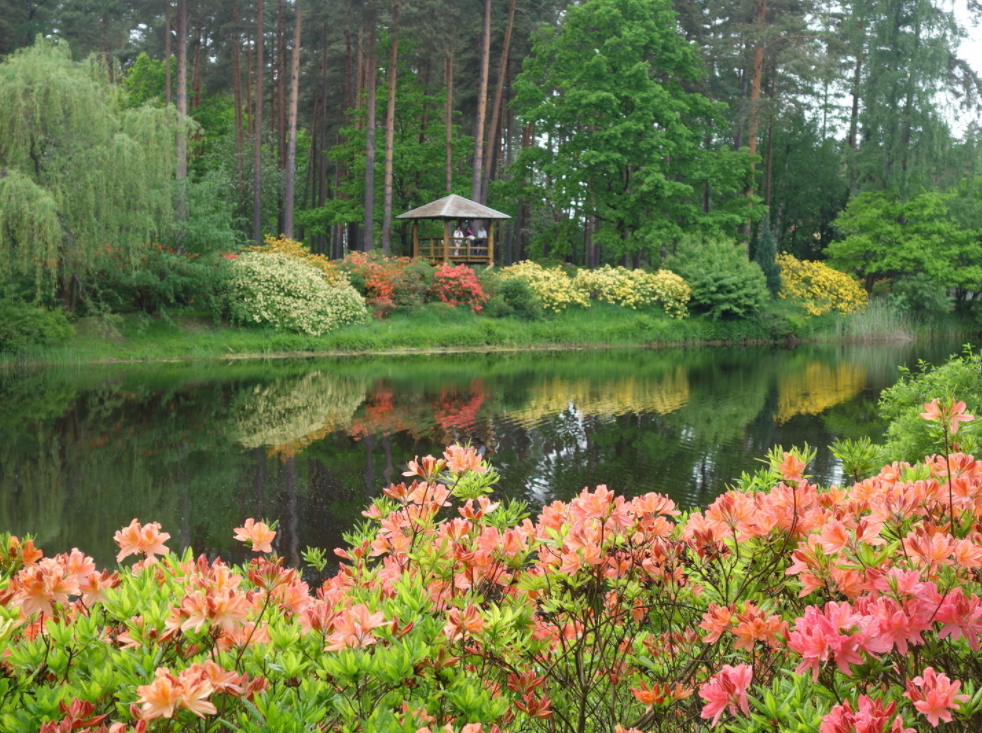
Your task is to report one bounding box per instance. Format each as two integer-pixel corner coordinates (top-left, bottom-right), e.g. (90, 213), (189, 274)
(0, 38), (186, 305)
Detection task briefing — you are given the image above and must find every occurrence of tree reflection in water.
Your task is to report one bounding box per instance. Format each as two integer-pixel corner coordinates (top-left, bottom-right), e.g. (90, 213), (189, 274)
(0, 342), (963, 566)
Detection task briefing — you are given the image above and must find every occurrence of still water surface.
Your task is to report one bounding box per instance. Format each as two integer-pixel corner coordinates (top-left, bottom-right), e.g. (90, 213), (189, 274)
(0, 342), (967, 566)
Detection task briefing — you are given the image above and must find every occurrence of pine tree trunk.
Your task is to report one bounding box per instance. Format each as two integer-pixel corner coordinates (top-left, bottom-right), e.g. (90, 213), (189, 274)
(176, 0), (188, 224)
(381, 0), (399, 253)
(744, 0), (766, 200)
(283, 0), (301, 239)
(190, 27), (203, 109)
(445, 52), (453, 193)
(470, 0), (491, 201)
(363, 5), (378, 251)
(276, 0), (286, 169)
(232, 1), (245, 192)
(848, 54), (862, 192)
(254, 0), (265, 245)
(481, 0), (516, 203)
(164, 1), (172, 106)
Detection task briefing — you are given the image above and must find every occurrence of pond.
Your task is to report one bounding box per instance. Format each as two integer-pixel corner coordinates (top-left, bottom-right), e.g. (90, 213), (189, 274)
(0, 341), (968, 567)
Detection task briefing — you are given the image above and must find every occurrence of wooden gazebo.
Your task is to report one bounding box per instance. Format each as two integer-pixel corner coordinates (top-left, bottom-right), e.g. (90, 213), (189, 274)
(397, 194), (510, 266)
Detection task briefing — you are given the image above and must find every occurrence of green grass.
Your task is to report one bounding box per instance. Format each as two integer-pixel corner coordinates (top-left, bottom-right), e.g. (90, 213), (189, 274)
(0, 303), (779, 368)
(4, 299), (975, 368)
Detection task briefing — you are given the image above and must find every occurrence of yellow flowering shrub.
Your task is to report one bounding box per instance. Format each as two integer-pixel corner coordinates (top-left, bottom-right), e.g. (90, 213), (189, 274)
(499, 261), (590, 312)
(228, 252), (367, 335)
(260, 234), (348, 286)
(574, 266), (691, 318)
(777, 253), (867, 316)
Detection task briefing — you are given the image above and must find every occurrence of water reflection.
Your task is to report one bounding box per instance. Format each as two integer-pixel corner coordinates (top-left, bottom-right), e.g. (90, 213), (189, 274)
(0, 341), (967, 566)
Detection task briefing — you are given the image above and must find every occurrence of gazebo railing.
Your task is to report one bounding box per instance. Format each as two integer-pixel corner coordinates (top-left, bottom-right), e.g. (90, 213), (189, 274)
(417, 237), (490, 263)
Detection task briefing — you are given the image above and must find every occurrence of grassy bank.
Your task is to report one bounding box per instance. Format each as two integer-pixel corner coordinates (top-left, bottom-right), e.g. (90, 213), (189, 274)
(2, 302), (977, 368)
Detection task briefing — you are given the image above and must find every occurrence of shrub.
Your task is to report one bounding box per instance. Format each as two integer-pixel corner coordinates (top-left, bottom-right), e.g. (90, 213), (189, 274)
(878, 347), (982, 462)
(259, 234), (348, 286)
(430, 264), (489, 312)
(776, 252), (867, 317)
(94, 246), (233, 316)
(499, 260), (590, 313)
(390, 259), (435, 310)
(666, 239), (770, 319)
(5, 432), (982, 733)
(227, 252), (367, 335)
(574, 265), (692, 318)
(483, 276), (545, 320)
(338, 252), (437, 317)
(0, 298), (74, 352)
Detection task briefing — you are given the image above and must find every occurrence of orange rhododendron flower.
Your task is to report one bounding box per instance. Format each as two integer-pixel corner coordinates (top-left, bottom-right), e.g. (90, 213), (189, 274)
(920, 398), (974, 435)
(114, 519), (171, 562)
(233, 519), (276, 553)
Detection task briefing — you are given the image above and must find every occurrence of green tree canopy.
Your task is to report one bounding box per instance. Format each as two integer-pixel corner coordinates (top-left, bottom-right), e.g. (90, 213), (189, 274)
(509, 0), (755, 263)
(0, 38), (184, 304)
(827, 189), (982, 300)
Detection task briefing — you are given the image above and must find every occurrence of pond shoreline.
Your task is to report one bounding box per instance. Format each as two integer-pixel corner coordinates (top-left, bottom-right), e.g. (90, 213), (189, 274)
(0, 305), (943, 370)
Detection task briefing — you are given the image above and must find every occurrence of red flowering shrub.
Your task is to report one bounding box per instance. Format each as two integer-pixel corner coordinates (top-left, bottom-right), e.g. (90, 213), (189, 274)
(430, 264), (489, 312)
(4, 403), (982, 733)
(340, 252), (434, 318)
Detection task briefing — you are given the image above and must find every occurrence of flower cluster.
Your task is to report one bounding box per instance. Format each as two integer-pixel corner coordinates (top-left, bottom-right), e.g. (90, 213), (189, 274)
(258, 234), (348, 286)
(777, 252), (868, 316)
(227, 252), (368, 335)
(430, 264), (489, 312)
(3, 404), (982, 733)
(573, 266), (691, 317)
(498, 261), (591, 312)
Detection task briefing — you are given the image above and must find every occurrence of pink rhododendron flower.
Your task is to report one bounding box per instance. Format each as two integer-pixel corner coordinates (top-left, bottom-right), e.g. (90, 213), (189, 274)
(920, 398), (974, 434)
(698, 663), (752, 726)
(114, 519), (171, 562)
(820, 695), (914, 733)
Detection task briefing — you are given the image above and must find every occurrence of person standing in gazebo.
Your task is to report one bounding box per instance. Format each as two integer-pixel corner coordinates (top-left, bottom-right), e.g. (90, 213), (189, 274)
(453, 224), (464, 256)
(475, 223), (488, 255)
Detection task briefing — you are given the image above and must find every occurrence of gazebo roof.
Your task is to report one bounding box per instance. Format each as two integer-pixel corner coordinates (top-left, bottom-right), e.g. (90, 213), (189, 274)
(396, 194), (511, 220)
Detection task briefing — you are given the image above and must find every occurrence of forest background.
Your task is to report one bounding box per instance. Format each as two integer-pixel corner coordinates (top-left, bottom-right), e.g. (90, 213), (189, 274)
(1, 0), (982, 341)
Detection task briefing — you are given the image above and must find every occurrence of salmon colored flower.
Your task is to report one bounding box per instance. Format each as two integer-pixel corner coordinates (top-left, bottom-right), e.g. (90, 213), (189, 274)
(778, 452), (807, 482)
(904, 667), (969, 727)
(444, 444), (487, 474)
(233, 519), (276, 554)
(136, 669), (182, 719)
(114, 519), (171, 562)
(324, 604), (388, 650)
(920, 398), (974, 435)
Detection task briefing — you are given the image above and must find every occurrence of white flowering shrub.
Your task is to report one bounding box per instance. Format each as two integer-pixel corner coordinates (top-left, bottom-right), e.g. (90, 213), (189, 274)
(227, 252), (368, 335)
(498, 261), (590, 313)
(574, 266), (691, 318)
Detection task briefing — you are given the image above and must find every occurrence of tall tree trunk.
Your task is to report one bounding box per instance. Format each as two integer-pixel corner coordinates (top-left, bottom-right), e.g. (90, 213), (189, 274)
(363, 5), (378, 251)
(481, 0), (516, 203)
(764, 76), (775, 208)
(190, 27), (203, 109)
(445, 52), (454, 193)
(744, 0), (766, 199)
(470, 0), (491, 201)
(276, 0), (286, 169)
(232, 1), (245, 193)
(246, 39), (254, 136)
(848, 54), (863, 192)
(176, 0), (188, 224)
(381, 0), (399, 253)
(164, 1), (172, 106)
(283, 0), (302, 239)
(254, 0), (265, 245)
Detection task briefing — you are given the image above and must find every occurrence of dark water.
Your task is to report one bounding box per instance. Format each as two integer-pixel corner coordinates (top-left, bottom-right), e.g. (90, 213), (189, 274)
(0, 342), (968, 566)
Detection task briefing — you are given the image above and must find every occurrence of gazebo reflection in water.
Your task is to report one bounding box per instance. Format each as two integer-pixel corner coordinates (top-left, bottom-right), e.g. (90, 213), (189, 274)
(397, 194), (510, 266)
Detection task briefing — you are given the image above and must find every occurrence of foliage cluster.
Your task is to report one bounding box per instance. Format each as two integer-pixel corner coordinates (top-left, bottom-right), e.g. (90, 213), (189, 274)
(226, 252), (367, 335)
(430, 265), (489, 313)
(94, 246), (233, 317)
(666, 240), (770, 319)
(776, 253), (868, 317)
(4, 410), (982, 733)
(0, 298), (75, 353)
(259, 236), (348, 287)
(338, 252), (438, 318)
(481, 278), (546, 321)
(497, 262), (591, 313)
(878, 347), (982, 463)
(573, 266), (691, 318)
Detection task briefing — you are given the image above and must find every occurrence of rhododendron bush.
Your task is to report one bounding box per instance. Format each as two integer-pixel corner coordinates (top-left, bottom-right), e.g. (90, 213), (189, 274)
(3, 407), (982, 732)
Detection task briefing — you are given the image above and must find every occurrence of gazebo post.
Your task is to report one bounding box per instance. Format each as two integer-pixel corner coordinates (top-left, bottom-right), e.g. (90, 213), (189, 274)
(442, 220), (450, 263)
(412, 221), (419, 258)
(488, 222), (495, 266)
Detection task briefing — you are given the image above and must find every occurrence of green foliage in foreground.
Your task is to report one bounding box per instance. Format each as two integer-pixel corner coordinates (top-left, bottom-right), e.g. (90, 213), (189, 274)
(0, 298), (75, 353)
